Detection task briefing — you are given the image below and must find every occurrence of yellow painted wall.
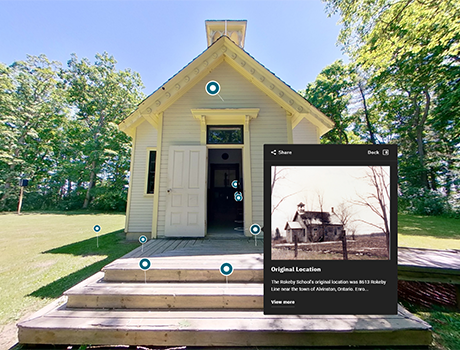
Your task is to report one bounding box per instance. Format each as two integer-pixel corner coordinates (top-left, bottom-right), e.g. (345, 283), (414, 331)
(156, 61), (289, 237)
(126, 120), (157, 233)
(293, 118), (319, 144)
(127, 61), (320, 237)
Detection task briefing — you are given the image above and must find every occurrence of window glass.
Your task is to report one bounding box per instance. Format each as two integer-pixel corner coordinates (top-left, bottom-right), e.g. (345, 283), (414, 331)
(147, 151), (156, 194)
(207, 125), (243, 144)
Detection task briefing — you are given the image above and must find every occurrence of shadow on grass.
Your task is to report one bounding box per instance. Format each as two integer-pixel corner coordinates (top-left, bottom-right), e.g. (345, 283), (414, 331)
(398, 214), (460, 239)
(28, 257), (112, 299)
(43, 230), (132, 256)
(29, 230), (138, 299)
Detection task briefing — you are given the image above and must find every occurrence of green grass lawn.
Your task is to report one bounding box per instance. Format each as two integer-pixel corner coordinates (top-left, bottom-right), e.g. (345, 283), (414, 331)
(398, 213), (460, 250)
(398, 213), (460, 350)
(0, 212), (138, 326)
(1, 212), (459, 349)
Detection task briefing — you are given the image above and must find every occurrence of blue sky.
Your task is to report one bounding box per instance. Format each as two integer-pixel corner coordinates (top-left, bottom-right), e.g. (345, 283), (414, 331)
(1, 0), (346, 94)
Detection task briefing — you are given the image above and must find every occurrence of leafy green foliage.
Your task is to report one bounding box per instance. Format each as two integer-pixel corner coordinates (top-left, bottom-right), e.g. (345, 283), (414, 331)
(320, 0), (460, 216)
(61, 52), (144, 209)
(0, 55), (66, 210)
(301, 60), (355, 144)
(0, 53), (144, 212)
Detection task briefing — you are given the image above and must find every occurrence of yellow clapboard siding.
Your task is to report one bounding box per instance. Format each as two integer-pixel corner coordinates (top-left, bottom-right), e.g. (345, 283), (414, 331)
(126, 120), (157, 233)
(293, 118), (319, 143)
(155, 61), (288, 237)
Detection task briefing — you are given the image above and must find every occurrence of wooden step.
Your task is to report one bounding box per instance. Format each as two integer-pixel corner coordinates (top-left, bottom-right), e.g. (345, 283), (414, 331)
(103, 254), (263, 282)
(18, 300), (431, 347)
(65, 272), (263, 309)
(17, 243), (433, 347)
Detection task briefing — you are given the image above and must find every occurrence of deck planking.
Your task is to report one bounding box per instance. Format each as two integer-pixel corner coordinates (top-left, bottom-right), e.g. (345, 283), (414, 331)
(18, 237), (434, 347)
(398, 247), (460, 284)
(18, 304), (431, 347)
(102, 254), (263, 283)
(65, 272), (264, 309)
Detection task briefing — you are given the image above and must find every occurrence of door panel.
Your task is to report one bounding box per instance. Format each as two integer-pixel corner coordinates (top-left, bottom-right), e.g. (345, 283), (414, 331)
(165, 146), (206, 237)
(207, 163), (243, 230)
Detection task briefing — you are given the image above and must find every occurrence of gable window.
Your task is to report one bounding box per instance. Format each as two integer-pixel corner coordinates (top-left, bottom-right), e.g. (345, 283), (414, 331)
(207, 125), (243, 144)
(146, 150), (156, 194)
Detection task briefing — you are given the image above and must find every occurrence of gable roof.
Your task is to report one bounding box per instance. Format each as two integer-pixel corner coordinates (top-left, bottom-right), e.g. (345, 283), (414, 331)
(284, 221), (303, 230)
(293, 210), (343, 226)
(119, 35), (334, 137)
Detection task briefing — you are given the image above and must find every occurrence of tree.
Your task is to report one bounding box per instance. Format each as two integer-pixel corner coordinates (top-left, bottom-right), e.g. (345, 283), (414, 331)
(332, 201), (355, 260)
(333, 201), (356, 233)
(271, 166), (303, 215)
(0, 55), (65, 210)
(301, 60), (355, 144)
(0, 52), (145, 212)
(274, 227), (281, 240)
(61, 53), (144, 209)
(322, 0), (460, 215)
(324, 0), (460, 70)
(347, 67), (380, 144)
(347, 222), (358, 240)
(354, 166), (390, 254)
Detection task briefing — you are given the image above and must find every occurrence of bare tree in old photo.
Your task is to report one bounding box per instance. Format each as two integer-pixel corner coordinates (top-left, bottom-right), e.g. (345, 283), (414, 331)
(355, 166), (390, 254)
(271, 166), (303, 215)
(334, 201), (356, 233)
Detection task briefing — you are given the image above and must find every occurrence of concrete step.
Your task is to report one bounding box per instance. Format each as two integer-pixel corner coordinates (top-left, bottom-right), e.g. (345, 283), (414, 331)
(103, 253), (263, 282)
(18, 299), (432, 347)
(65, 272), (263, 309)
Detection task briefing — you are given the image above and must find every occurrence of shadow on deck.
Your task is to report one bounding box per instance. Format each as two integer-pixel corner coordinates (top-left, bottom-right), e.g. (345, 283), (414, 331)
(17, 237), (435, 348)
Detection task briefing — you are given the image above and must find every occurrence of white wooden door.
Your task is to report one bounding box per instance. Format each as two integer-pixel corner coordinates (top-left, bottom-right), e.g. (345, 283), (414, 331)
(165, 146), (207, 237)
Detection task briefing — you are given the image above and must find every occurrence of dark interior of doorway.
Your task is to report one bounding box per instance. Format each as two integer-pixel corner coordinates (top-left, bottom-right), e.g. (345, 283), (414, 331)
(207, 149), (244, 237)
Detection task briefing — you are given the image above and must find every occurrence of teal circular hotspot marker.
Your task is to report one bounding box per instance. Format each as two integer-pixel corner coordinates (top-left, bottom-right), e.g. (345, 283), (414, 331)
(139, 235), (148, 244)
(234, 192), (243, 202)
(93, 225), (101, 233)
(205, 81), (220, 96)
(250, 223), (261, 235)
(220, 262), (233, 276)
(231, 180), (238, 189)
(139, 258), (151, 271)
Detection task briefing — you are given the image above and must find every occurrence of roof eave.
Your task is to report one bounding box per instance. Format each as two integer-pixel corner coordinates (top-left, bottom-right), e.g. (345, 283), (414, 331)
(118, 36), (334, 136)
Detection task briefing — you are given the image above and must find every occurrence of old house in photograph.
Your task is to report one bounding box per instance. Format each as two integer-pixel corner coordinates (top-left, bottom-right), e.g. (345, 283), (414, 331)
(119, 20), (334, 239)
(285, 202), (344, 242)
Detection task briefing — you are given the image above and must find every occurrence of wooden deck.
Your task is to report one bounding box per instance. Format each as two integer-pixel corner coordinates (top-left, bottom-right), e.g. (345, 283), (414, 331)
(18, 303), (431, 347)
(122, 236), (264, 258)
(18, 237), (434, 347)
(398, 247), (460, 284)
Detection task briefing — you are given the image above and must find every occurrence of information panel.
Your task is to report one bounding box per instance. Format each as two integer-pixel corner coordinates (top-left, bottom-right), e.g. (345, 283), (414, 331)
(264, 144), (398, 315)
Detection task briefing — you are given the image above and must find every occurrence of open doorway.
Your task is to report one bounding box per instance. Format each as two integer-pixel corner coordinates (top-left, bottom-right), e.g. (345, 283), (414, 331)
(207, 149), (244, 236)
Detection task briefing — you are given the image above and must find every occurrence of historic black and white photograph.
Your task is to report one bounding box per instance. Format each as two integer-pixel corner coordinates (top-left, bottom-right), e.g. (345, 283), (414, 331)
(271, 166), (390, 260)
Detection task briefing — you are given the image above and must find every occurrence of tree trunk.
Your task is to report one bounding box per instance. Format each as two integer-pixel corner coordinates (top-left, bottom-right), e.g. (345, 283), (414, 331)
(413, 90), (431, 189)
(83, 160), (97, 209)
(429, 168), (437, 191)
(416, 124), (428, 188)
(341, 231), (348, 260)
(358, 81), (376, 144)
(294, 234), (298, 258)
(17, 186), (24, 215)
(445, 156), (454, 197)
(1, 132), (28, 205)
